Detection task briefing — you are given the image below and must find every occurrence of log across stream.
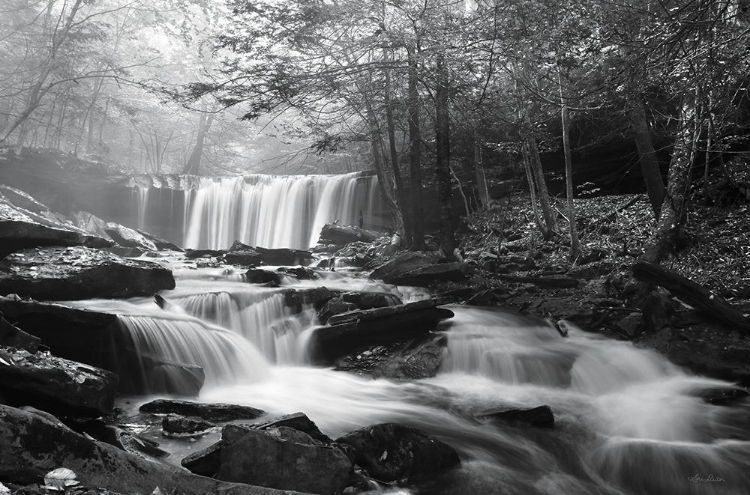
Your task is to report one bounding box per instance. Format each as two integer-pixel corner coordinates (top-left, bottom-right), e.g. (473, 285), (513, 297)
(74, 260), (750, 495)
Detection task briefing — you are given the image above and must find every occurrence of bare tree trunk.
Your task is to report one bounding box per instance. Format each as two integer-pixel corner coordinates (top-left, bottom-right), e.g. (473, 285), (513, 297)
(383, 53), (412, 244)
(628, 95), (666, 217)
(474, 127), (490, 207)
(435, 54), (455, 257)
(641, 101), (696, 264)
(522, 141), (546, 236)
(407, 48), (425, 250)
(526, 135), (557, 238)
(558, 67), (580, 261)
(183, 111), (215, 175)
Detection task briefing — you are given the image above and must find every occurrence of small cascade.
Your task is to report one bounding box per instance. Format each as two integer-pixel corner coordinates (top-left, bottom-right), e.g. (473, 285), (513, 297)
(132, 186), (149, 230)
(168, 289), (316, 364)
(182, 172), (384, 249)
(117, 314), (270, 388)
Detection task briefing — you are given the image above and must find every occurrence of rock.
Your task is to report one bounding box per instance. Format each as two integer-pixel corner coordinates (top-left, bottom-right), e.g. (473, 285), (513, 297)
(577, 248), (608, 265)
(104, 222), (158, 251)
(369, 252), (441, 282)
(246, 268), (282, 285)
(318, 224), (381, 246)
(185, 425), (353, 494)
(252, 412), (333, 444)
(310, 300), (454, 365)
(387, 262), (471, 286)
(283, 287), (340, 313)
(185, 248), (225, 259)
(0, 314), (40, 351)
(341, 291), (401, 309)
(615, 313), (642, 338)
(336, 334), (447, 380)
(139, 399), (266, 422)
(0, 405), (291, 494)
(0, 198), (113, 259)
(336, 423), (460, 483)
(254, 246), (314, 266)
(0, 347), (118, 417)
(0, 297), (197, 395)
(317, 297), (358, 324)
(688, 386), (750, 406)
(135, 228), (184, 251)
(277, 266), (316, 280)
(162, 414), (215, 435)
(225, 241), (262, 266)
(0, 246), (175, 300)
(67, 419), (169, 458)
(478, 405), (555, 428)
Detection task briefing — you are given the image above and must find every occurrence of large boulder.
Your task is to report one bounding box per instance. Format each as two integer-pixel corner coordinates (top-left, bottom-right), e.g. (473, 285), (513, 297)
(477, 405), (555, 428)
(336, 423), (460, 483)
(104, 222), (158, 251)
(385, 262), (472, 287)
(318, 224), (382, 246)
(254, 246), (314, 266)
(0, 405), (295, 495)
(225, 241), (263, 266)
(140, 399), (265, 422)
(0, 246), (175, 300)
(0, 199), (112, 259)
(0, 347), (118, 417)
(215, 425), (353, 494)
(309, 300), (454, 365)
(369, 252), (441, 282)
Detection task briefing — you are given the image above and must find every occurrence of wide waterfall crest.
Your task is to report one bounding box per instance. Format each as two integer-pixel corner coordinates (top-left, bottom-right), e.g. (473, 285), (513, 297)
(182, 172), (382, 250)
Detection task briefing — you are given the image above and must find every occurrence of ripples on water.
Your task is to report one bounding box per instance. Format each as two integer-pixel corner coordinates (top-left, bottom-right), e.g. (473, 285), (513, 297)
(94, 267), (750, 495)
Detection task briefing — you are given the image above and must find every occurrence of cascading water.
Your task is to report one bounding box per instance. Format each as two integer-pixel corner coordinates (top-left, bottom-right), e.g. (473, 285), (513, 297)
(96, 264), (750, 495)
(182, 172), (384, 249)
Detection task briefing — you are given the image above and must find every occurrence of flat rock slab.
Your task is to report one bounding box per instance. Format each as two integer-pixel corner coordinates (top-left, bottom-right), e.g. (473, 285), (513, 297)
(318, 224), (382, 246)
(336, 423), (460, 483)
(369, 252), (442, 282)
(384, 262), (472, 287)
(140, 399), (266, 422)
(104, 222), (158, 251)
(310, 300), (454, 364)
(477, 405), (555, 428)
(0, 199), (113, 259)
(0, 405), (299, 495)
(0, 347), (118, 417)
(0, 314), (40, 351)
(0, 246), (175, 300)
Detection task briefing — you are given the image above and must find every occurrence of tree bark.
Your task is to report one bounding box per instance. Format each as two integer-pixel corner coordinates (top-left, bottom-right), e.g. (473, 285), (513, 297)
(641, 101), (696, 264)
(474, 127), (490, 207)
(183, 111), (215, 175)
(526, 134), (558, 238)
(558, 67), (579, 261)
(407, 48), (425, 250)
(627, 96), (665, 217)
(435, 54), (455, 257)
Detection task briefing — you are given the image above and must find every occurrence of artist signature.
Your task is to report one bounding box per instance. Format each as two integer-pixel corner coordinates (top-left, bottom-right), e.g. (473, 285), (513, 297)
(688, 474), (726, 483)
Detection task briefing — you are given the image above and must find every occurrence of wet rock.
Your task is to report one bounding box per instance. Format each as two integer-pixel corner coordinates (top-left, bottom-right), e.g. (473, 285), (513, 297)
(0, 405), (288, 494)
(0, 199), (113, 259)
(135, 228), (184, 251)
(283, 287), (340, 313)
(478, 405), (555, 428)
(383, 262), (471, 287)
(0, 347), (117, 417)
(336, 423), (460, 483)
(277, 266), (316, 280)
(341, 291), (401, 309)
(317, 297), (358, 324)
(615, 313), (642, 338)
(225, 240), (263, 266)
(0, 296), (197, 395)
(0, 246), (175, 300)
(185, 248), (225, 259)
(0, 314), (40, 351)
(689, 386), (750, 406)
(187, 425), (353, 494)
(246, 268), (282, 285)
(252, 412), (333, 444)
(319, 224), (382, 246)
(104, 222), (158, 251)
(162, 413), (215, 435)
(254, 246), (314, 266)
(139, 399), (266, 422)
(66, 419), (169, 458)
(310, 300), (454, 365)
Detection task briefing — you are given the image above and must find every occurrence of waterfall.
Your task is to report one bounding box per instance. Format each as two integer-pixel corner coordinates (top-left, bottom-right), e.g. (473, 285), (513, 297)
(182, 172), (384, 250)
(133, 185), (149, 230)
(116, 314), (270, 389)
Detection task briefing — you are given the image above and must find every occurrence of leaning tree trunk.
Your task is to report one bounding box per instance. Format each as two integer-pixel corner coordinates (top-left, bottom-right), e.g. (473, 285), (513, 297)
(627, 95), (666, 217)
(435, 54), (455, 257)
(526, 135), (558, 238)
(407, 48), (425, 250)
(183, 111), (215, 175)
(641, 101), (696, 264)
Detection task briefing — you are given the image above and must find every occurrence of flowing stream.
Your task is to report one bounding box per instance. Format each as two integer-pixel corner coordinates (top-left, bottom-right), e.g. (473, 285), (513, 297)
(79, 263), (750, 495)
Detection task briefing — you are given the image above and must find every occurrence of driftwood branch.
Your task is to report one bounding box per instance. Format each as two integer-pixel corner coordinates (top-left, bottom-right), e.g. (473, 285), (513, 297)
(632, 260), (750, 332)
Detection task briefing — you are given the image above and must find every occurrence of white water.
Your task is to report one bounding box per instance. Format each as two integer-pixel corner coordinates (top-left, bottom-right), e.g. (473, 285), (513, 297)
(94, 266), (750, 495)
(181, 172), (382, 249)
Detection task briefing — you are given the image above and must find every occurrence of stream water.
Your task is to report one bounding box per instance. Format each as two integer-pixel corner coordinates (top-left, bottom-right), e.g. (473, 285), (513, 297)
(72, 261), (750, 495)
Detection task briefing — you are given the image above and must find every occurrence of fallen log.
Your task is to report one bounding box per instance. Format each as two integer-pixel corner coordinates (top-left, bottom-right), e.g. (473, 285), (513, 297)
(632, 260), (750, 332)
(495, 274), (580, 289)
